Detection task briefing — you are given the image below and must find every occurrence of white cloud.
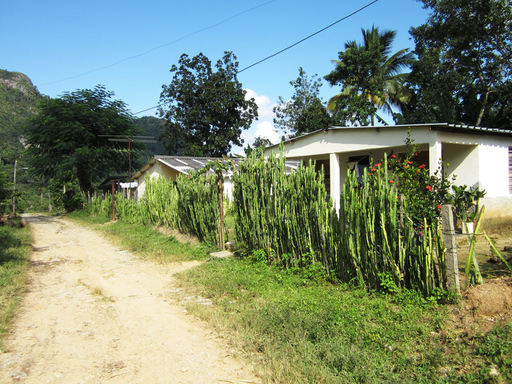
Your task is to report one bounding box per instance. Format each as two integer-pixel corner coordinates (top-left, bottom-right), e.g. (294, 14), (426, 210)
(245, 89), (275, 122)
(254, 120), (279, 143)
(231, 89), (283, 154)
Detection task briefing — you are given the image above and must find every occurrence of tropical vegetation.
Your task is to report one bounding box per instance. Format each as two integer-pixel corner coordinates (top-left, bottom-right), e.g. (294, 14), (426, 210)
(273, 67), (341, 138)
(397, 0), (512, 126)
(158, 52), (258, 156)
(324, 26), (414, 126)
(23, 85), (145, 210)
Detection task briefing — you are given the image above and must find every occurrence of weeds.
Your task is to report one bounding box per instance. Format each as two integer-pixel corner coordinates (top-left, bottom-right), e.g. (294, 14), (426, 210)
(67, 211), (212, 262)
(0, 223), (32, 350)
(175, 257), (511, 383)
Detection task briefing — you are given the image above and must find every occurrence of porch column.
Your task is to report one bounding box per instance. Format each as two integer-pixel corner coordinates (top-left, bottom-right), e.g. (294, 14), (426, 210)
(429, 141), (442, 175)
(330, 153), (341, 212)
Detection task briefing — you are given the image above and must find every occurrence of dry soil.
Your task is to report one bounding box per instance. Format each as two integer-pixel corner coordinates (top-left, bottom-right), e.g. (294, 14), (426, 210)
(0, 214), (260, 384)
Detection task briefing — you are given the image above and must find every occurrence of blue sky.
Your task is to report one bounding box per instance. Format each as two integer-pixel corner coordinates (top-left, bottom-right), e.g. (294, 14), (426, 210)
(2, 0), (431, 153)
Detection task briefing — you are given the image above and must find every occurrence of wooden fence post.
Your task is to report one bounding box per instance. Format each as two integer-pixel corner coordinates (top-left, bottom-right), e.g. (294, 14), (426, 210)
(442, 204), (460, 295)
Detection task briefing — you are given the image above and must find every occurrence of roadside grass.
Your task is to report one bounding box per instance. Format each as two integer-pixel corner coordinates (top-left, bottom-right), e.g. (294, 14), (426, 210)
(67, 210), (213, 262)
(0, 223), (32, 350)
(176, 258), (512, 383)
(69, 211), (512, 383)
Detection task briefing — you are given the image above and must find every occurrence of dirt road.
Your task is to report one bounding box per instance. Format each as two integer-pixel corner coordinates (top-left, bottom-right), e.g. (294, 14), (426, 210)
(0, 214), (260, 384)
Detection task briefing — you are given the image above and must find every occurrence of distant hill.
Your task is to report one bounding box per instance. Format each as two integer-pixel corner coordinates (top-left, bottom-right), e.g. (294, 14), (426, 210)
(0, 69), (44, 166)
(134, 115), (169, 163)
(0, 69), (168, 169)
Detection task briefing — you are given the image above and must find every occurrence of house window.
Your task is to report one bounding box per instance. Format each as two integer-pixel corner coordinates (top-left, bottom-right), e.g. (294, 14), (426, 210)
(348, 155), (370, 182)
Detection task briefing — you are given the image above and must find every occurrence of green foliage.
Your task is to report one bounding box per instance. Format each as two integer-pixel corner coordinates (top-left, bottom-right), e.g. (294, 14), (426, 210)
(403, 0), (512, 127)
(484, 231), (512, 272)
(0, 223), (32, 346)
(325, 26), (414, 126)
(244, 136), (273, 156)
(159, 52), (258, 156)
(233, 149), (332, 274)
(86, 172), (221, 246)
(375, 133), (454, 232)
(177, 257), (490, 383)
(134, 116), (168, 161)
(23, 85), (143, 203)
(0, 70), (44, 166)
(0, 165), (12, 207)
(233, 147), (446, 295)
(68, 210), (210, 261)
(464, 206), (485, 289)
(450, 185), (486, 223)
(176, 173), (220, 245)
(273, 67), (339, 138)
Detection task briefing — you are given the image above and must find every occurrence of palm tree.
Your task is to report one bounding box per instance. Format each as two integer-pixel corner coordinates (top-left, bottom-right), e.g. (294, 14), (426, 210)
(325, 26), (415, 125)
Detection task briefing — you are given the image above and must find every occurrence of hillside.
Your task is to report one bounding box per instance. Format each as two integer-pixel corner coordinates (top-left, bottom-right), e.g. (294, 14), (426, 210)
(0, 69), (44, 166)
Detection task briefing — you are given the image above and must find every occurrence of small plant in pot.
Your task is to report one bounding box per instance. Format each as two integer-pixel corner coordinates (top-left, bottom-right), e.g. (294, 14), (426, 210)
(450, 185), (486, 233)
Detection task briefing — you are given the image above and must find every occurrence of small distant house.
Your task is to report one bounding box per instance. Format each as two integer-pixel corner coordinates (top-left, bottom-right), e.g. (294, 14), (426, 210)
(96, 175), (137, 197)
(132, 156), (238, 202)
(264, 123), (512, 218)
(132, 155), (302, 203)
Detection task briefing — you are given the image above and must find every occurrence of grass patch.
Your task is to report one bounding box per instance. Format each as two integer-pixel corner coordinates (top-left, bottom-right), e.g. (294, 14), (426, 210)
(0, 223), (32, 350)
(67, 210), (213, 262)
(175, 257), (512, 383)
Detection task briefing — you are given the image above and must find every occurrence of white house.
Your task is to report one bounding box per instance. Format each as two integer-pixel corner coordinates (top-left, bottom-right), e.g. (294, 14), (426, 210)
(132, 156), (238, 202)
(264, 123), (512, 218)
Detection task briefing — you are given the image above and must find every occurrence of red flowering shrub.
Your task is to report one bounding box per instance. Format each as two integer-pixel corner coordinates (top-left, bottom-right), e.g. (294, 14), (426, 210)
(369, 132), (454, 232)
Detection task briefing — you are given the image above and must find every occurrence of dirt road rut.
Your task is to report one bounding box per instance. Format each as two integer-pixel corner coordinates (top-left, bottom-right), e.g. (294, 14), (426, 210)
(0, 214), (259, 384)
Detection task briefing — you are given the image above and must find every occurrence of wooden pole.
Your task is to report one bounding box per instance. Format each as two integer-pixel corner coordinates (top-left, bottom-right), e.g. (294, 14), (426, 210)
(111, 180), (116, 221)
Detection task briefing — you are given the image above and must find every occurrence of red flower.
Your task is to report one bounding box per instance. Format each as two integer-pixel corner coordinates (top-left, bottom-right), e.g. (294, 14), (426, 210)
(419, 164), (426, 169)
(390, 155), (396, 158)
(426, 185), (432, 191)
(437, 204), (442, 209)
(406, 161), (412, 165)
(389, 180), (394, 184)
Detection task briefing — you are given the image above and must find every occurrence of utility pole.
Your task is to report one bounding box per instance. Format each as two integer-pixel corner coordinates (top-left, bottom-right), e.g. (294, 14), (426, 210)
(99, 135), (156, 198)
(11, 158), (17, 214)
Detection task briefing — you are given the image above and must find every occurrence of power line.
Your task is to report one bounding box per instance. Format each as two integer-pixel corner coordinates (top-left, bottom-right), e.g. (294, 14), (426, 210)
(40, 0), (277, 86)
(132, 0), (379, 116)
(238, 0), (379, 73)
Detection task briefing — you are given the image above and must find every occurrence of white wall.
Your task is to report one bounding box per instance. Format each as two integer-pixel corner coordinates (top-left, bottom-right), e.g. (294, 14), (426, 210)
(478, 144), (510, 197)
(442, 143), (479, 188)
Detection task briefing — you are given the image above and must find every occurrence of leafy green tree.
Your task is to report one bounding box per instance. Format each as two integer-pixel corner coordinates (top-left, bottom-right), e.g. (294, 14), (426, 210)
(325, 26), (414, 126)
(134, 116), (167, 165)
(273, 67), (337, 137)
(24, 85), (143, 200)
(0, 165), (12, 208)
(244, 136), (272, 156)
(401, 0), (512, 127)
(159, 52), (258, 157)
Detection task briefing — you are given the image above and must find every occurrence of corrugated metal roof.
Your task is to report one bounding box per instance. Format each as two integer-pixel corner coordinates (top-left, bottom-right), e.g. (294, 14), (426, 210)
(154, 156), (238, 174)
(265, 123), (512, 151)
(132, 156), (303, 179)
